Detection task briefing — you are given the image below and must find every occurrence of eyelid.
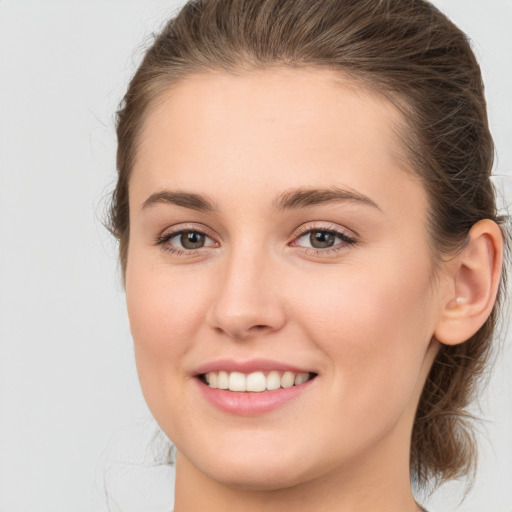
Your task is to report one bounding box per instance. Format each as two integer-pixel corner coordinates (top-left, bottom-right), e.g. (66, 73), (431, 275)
(154, 221), (357, 256)
(156, 222), (215, 240)
(291, 221), (357, 240)
(155, 223), (220, 253)
(289, 222), (358, 252)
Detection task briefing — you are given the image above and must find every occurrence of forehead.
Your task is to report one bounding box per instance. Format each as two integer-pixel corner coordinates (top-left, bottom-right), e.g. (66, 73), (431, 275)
(131, 67), (424, 215)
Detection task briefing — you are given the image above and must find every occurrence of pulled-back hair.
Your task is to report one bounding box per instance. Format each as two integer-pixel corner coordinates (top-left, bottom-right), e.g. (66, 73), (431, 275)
(109, 0), (507, 489)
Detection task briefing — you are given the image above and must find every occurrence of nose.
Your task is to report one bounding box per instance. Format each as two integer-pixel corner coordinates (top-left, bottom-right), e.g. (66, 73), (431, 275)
(206, 246), (287, 340)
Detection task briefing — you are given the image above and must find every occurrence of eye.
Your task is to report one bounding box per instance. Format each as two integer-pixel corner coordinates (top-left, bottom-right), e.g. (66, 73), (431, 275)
(174, 230), (207, 249)
(156, 228), (218, 254)
(301, 230), (338, 249)
(292, 226), (356, 252)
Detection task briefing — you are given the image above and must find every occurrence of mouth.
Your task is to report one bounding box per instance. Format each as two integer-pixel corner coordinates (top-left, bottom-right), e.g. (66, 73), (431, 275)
(198, 370), (317, 392)
(193, 359), (319, 415)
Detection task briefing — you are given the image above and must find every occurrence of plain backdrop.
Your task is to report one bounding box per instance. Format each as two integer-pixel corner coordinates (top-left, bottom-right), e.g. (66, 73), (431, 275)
(0, 1), (511, 511)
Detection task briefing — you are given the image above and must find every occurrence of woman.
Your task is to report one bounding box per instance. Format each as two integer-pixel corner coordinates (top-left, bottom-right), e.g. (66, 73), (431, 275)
(108, 0), (507, 510)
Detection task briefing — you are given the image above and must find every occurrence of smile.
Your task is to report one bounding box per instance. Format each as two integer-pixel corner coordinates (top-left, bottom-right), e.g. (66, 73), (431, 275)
(194, 363), (318, 415)
(201, 370), (315, 392)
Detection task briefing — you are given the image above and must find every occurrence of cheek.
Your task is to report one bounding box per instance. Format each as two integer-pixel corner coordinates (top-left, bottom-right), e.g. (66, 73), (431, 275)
(125, 260), (210, 412)
(126, 260), (208, 350)
(293, 255), (436, 415)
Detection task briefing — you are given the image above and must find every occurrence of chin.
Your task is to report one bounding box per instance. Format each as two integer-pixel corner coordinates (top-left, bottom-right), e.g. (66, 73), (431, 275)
(178, 436), (319, 492)
(204, 461), (308, 492)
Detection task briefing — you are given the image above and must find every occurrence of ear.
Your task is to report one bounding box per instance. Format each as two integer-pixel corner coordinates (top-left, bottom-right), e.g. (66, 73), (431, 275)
(434, 219), (504, 346)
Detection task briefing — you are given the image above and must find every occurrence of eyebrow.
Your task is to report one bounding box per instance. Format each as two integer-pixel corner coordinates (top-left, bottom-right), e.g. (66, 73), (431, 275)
(273, 186), (381, 211)
(141, 190), (217, 212)
(141, 186), (380, 212)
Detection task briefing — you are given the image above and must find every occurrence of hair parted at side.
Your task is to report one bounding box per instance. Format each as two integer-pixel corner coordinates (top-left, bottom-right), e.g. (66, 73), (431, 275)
(108, 0), (507, 490)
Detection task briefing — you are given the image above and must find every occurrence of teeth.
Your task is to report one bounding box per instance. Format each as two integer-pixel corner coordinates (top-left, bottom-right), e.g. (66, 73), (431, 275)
(208, 372), (217, 388)
(266, 370), (281, 390)
(217, 371), (229, 390)
(281, 371), (295, 388)
(246, 371), (267, 392)
(203, 370), (312, 392)
(228, 371), (246, 392)
(294, 372), (309, 385)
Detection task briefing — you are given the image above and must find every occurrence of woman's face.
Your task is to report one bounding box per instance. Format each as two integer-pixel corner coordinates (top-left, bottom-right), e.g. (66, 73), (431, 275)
(126, 68), (444, 489)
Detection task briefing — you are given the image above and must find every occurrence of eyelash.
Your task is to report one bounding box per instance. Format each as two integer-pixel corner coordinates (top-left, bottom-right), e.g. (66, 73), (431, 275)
(291, 224), (357, 256)
(155, 223), (357, 257)
(155, 225), (218, 256)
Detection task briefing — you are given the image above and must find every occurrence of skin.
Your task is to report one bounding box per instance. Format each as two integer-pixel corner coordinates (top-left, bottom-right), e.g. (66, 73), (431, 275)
(124, 67), (498, 511)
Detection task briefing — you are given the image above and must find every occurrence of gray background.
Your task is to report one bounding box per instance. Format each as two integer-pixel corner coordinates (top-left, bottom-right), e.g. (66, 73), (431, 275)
(0, 1), (510, 510)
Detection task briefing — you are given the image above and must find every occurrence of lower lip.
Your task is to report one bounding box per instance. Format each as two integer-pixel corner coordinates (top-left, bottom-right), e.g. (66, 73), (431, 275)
(196, 377), (315, 416)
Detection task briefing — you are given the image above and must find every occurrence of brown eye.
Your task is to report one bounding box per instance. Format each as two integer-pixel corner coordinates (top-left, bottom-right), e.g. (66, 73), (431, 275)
(180, 231), (206, 249)
(293, 226), (356, 253)
(309, 230), (336, 248)
(157, 228), (217, 254)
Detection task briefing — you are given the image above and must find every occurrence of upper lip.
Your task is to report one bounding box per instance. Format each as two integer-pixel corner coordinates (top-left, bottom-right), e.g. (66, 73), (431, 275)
(194, 358), (316, 376)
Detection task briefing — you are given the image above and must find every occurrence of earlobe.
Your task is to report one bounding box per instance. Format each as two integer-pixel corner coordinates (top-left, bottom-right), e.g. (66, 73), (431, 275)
(434, 219), (504, 346)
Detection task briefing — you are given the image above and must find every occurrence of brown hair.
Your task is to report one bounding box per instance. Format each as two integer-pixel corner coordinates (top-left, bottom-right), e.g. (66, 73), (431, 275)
(109, 0), (507, 489)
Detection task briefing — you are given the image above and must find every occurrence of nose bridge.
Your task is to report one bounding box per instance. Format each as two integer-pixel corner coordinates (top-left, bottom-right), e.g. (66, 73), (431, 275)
(207, 238), (285, 339)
